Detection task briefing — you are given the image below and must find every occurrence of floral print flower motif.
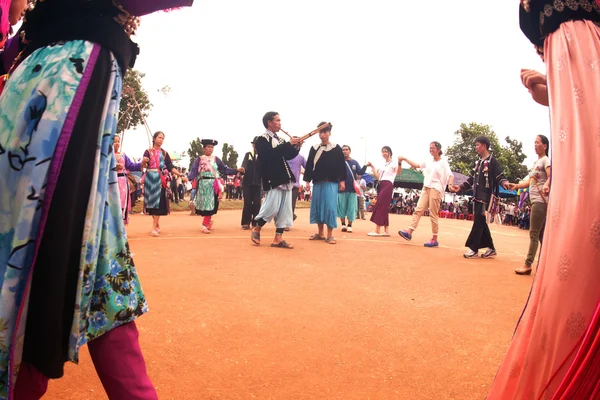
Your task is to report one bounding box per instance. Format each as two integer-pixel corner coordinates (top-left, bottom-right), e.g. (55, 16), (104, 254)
(91, 294), (102, 307)
(84, 273), (95, 295)
(565, 30), (573, 42)
(95, 275), (108, 289)
(540, 332), (549, 354)
(590, 219), (600, 250)
(89, 312), (108, 331)
(509, 362), (522, 379)
(575, 169), (584, 188)
(565, 312), (586, 339)
(573, 84), (584, 105)
(557, 56), (565, 74)
(540, 287), (548, 306)
(581, 0), (593, 12)
(559, 128), (568, 143)
(128, 293), (137, 308)
(554, 0), (565, 12)
(551, 204), (561, 225)
(557, 255), (571, 282)
(590, 59), (600, 72)
(115, 295), (125, 307)
(565, 0), (579, 11)
(109, 259), (121, 277)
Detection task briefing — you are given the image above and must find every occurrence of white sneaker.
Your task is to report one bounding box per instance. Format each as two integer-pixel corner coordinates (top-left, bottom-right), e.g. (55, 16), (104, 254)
(347, 226), (353, 233)
(341, 225), (347, 232)
(463, 250), (479, 259)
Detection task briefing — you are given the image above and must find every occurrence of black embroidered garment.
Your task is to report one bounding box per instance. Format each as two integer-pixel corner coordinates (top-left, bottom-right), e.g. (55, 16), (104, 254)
(459, 155), (507, 205)
(520, 0), (600, 51)
(254, 131), (299, 191)
(303, 144), (346, 184)
(241, 152), (262, 187)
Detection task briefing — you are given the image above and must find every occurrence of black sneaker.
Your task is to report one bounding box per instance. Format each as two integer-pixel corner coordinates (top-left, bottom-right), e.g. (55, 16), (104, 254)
(481, 248), (497, 259)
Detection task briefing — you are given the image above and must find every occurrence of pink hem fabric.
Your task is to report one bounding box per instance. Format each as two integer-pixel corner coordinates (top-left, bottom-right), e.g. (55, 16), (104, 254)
(14, 322), (157, 400)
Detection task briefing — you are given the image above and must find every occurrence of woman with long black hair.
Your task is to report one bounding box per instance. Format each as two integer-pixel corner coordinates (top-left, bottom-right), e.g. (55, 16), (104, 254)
(143, 131), (184, 237)
(366, 146), (399, 237)
(507, 135), (551, 275)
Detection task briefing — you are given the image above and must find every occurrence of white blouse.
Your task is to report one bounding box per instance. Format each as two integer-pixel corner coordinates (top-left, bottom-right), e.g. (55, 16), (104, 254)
(378, 161), (398, 183)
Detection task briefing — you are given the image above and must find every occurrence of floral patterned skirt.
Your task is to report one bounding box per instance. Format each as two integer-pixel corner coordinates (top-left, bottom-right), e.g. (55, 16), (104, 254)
(0, 41), (147, 399)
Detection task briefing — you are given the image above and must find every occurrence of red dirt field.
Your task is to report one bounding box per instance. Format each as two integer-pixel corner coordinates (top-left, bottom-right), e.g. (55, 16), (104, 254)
(45, 208), (535, 400)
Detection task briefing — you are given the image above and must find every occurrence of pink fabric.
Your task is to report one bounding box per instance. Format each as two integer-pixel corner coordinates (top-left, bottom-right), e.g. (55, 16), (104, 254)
(487, 20), (600, 399)
(115, 153), (131, 224)
(117, 175), (130, 221)
(14, 322), (157, 400)
(0, 0), (10, 43)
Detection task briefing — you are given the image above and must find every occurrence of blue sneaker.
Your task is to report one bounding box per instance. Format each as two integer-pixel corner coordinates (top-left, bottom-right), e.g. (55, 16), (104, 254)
(398, 230), (412, 241)
(424, 240), (439, 248)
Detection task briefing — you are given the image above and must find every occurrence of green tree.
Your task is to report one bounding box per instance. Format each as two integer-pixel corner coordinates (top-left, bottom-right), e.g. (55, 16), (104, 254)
(498, 136), (528, 181)
(187, 138), (204, 170)
(118, 69), (152, 134)
(446, 122), (527, 182)
(221, 143), (239, 169)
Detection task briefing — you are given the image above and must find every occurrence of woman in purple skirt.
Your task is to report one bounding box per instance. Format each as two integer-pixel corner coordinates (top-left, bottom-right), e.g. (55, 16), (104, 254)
(366, 146), (399, 237)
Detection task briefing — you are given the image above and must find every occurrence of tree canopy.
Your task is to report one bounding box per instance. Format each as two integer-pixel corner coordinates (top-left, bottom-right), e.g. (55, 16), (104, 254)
(446, 122), (528, 182)
(187, 138), (204, 171)
(118, 69), (152, 134)
(221, 143), (239, 169)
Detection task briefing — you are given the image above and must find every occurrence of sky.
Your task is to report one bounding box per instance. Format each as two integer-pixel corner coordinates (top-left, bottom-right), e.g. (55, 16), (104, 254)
(121, 0), (550, 170)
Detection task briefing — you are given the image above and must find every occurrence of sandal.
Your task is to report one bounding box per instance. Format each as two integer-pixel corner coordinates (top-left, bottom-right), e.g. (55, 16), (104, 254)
(309, 234), (325, 240)
(150, 230), (159, 237)
(251, 229), (261, 245)
(271, 240), (293, 249)
(325, 237), (337, 244)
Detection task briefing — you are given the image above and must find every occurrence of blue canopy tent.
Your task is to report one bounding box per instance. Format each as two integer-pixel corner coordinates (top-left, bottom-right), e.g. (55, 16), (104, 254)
(498, 186), (518, 198)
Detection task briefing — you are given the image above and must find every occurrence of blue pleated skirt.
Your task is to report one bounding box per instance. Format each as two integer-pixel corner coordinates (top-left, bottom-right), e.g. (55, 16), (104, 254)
(310, 182), (339, 229)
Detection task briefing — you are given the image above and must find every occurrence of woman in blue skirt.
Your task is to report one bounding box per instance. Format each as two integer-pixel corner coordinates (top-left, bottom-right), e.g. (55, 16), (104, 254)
(303, 122), (346, 244)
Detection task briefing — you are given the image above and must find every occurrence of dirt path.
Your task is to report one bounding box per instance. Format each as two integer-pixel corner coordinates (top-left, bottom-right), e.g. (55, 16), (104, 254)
(45, 209), (533, 400)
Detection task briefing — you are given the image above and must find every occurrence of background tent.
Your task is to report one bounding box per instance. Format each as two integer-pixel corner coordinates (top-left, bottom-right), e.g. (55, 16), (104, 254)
(393, 169), (424, 189)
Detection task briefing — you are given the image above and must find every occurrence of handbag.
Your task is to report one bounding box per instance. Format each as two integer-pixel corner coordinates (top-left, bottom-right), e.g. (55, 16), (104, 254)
(344, 162), (361, 195)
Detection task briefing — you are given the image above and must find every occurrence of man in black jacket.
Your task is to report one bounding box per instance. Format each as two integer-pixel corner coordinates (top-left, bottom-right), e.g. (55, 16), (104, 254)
(240, 136), (262, 229)
(251, 112), (303, 249)
(450, 137), (509, 259)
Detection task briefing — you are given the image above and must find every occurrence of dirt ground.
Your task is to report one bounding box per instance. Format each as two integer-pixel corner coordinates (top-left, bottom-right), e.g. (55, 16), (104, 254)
(45, 208), (534, 400)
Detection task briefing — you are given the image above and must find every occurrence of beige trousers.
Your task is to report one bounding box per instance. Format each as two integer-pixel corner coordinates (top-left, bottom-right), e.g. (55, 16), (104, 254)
(409, 187), (442, 235)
